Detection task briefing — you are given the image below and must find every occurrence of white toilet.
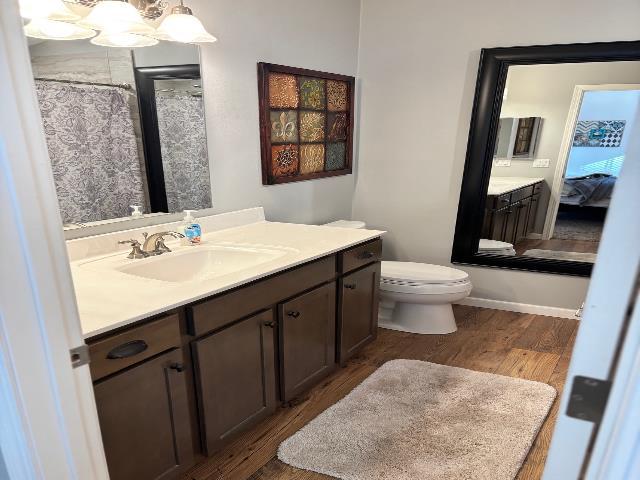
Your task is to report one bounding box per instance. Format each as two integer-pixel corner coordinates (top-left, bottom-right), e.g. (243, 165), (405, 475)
(324, 220), (473, 334)
(478, 238), (516, 256)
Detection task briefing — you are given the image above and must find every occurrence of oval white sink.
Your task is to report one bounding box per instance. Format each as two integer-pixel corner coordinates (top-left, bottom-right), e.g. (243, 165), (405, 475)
(114, 245), (289, 283)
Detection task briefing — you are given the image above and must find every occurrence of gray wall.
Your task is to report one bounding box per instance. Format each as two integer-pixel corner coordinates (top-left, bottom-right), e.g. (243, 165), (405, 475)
(191, 0), (361, 225)
(353, 0), (640, 309)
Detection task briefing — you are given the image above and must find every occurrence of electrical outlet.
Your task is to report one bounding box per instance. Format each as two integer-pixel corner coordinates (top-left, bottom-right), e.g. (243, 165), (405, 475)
(494, 159), (511, 167)
(533, 158), (550, 168)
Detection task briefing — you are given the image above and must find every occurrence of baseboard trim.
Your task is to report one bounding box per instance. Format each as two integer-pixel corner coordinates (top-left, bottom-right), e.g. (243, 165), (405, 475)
(526, 233), (543, 240)
(456, 297), (578, 319)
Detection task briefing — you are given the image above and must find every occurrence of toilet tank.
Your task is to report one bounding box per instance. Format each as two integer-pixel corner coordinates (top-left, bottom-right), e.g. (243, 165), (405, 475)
(323, 220), (366, 229)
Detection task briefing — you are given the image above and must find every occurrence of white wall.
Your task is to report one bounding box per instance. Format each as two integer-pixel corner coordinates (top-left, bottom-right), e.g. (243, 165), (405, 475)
(191, 0), (361, 225)
(353, 0), (640, 309)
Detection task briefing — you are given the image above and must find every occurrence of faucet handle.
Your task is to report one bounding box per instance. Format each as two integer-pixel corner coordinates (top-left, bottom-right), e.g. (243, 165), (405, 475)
(118, 239), (148, 259)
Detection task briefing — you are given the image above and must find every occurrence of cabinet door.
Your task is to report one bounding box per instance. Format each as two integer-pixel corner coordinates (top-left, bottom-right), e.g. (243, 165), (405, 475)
(338, 263), (380, 364)
(515, 197), (531, 243)
(192, 310), (276, 456)
(503, 205), (518, 244)
(490, 207), (509, 241)
(527, 193), (540, 234)
(280, 282), (336, 402)
(94, 348), (194, 480)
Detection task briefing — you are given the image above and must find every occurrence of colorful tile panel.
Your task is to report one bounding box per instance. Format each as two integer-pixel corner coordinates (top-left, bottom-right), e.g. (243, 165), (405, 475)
(327, 80), (348, 111)
(260, 64), (354, 184)
(300, 144), (325, 174)
(327, 112), (348, 141)
(271, 144), (299, 177)
(299, 111), (325, 142)
(270, 110), (298, 143)
(269, 73), (299, 109)
(326, 142), (346, 170)
(299, 77), (326, 110)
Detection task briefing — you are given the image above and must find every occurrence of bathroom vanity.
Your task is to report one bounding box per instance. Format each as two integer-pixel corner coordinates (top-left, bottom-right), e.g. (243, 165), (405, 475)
(482, 178), (544, 244)
(71, 212), (382, 480)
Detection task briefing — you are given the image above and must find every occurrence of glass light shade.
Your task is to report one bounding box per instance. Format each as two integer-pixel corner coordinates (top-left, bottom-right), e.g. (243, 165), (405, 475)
(91, 31), (158, 48)
(19, 0), (81, 21)
(24, 18), (96, 40)
(78, 1), (154, 35)
(153, 13), (217, 43)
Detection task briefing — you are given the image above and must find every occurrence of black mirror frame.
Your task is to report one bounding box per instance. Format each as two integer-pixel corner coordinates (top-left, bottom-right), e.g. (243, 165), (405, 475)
(451, 40), (640, 277)
(134, 64), (201, 213)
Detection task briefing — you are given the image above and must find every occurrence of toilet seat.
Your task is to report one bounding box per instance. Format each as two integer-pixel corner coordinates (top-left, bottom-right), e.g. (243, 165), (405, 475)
(380, 261), (471, 294)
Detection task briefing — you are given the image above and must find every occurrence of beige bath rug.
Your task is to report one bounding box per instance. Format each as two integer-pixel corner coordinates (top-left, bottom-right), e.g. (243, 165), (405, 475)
(278, 359), (556, 480)
(523, 248), (597, 263)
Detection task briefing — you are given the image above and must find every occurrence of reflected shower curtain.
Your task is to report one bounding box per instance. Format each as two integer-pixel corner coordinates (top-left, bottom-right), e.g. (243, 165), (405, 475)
(35, 80), (147, 224)
(155, 92), (211, 212)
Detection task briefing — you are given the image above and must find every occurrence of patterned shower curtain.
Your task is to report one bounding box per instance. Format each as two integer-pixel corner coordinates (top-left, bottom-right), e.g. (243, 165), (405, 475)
(35, 80), (147, 224)
(155, 92), (211, 212)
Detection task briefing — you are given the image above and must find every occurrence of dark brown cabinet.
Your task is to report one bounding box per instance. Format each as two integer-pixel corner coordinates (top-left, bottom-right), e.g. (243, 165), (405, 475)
(338, 262), (380, 363)
(89, 240), (382, 479)
(94, 348), (195, 480)
(192, 310), (277, 455)
(482, 181), (543, 245)
(279, 282), (336, 401)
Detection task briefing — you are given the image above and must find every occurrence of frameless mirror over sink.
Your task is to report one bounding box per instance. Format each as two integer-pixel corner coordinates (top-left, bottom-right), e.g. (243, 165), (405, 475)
(80, 244), (292, 283)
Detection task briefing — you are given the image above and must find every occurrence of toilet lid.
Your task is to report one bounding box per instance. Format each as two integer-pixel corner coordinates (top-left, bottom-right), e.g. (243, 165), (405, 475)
(381, 261), (469, 285)
(324, 220), (366, 229)
(479, 239), (514, 250)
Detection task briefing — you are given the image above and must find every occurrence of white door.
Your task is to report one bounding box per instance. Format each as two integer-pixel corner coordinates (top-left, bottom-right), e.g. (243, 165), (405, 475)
(0, 1), (109, 478)
(543, 101), (640, 479)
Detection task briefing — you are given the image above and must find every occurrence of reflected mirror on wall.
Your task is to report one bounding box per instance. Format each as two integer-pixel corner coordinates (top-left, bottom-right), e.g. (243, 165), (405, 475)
(27, 37), (212, 229)
(479, 60), (640, 265)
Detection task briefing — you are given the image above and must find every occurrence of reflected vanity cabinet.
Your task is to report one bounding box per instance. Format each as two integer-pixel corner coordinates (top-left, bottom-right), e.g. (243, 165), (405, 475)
(86, 238), (382, 479)
(482, 181), (543, 245)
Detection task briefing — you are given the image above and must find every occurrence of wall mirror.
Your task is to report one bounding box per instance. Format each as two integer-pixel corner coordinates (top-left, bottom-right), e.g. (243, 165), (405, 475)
(453, 41), (640, 276)
(28, 36), (211, 230)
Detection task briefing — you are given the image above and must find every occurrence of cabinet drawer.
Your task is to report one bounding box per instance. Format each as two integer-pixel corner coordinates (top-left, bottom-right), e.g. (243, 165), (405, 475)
(188, 256), (336, 337)
(533, 182), (543, 195)
(339, 239), (382, 274)
(488, 193), (512, 210)
(88, 314), (181, 381)
(511, 185), (534, 203)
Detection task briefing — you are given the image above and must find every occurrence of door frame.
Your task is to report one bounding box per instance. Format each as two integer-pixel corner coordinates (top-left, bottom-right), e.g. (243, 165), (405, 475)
(542, 83), (640, 240)
(0, 2), (109, 478)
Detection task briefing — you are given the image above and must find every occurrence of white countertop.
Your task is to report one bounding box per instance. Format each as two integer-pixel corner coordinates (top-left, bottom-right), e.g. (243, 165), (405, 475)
(71, 221), (384, 339)
(488, 177), (545, 196)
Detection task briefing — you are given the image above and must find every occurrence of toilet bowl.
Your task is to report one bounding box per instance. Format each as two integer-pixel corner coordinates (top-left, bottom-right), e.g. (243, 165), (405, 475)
(378, 262), (472, 334)
(323, 220), (473, 334)
(478, 238), (516, 256)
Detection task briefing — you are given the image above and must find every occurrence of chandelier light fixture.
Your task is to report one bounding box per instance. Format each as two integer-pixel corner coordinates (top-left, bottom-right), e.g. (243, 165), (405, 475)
(153, 0), (216, 43)
(20, 0), (217, 47)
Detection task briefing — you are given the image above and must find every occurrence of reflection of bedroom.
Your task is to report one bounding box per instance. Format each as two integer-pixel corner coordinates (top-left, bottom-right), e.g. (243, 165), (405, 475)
(556, 89), (638, 250)
(482, 60), (640, 263)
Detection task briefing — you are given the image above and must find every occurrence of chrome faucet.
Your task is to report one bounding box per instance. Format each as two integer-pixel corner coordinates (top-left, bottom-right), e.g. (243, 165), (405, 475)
(142, 231), (185, 256)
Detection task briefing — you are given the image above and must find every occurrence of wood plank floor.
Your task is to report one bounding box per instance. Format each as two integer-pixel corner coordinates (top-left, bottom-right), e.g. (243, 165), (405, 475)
(181, 306), (578, 480)
(514, 237), (599, 255)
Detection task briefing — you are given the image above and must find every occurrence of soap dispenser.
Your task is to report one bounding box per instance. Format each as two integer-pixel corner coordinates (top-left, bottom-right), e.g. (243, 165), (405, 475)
(182, 210), (202, 245)
(130, 205), (143, 218)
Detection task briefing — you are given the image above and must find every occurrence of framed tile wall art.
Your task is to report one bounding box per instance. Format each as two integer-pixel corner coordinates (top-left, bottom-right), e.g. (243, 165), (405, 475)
(257, 63), (355, 185)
